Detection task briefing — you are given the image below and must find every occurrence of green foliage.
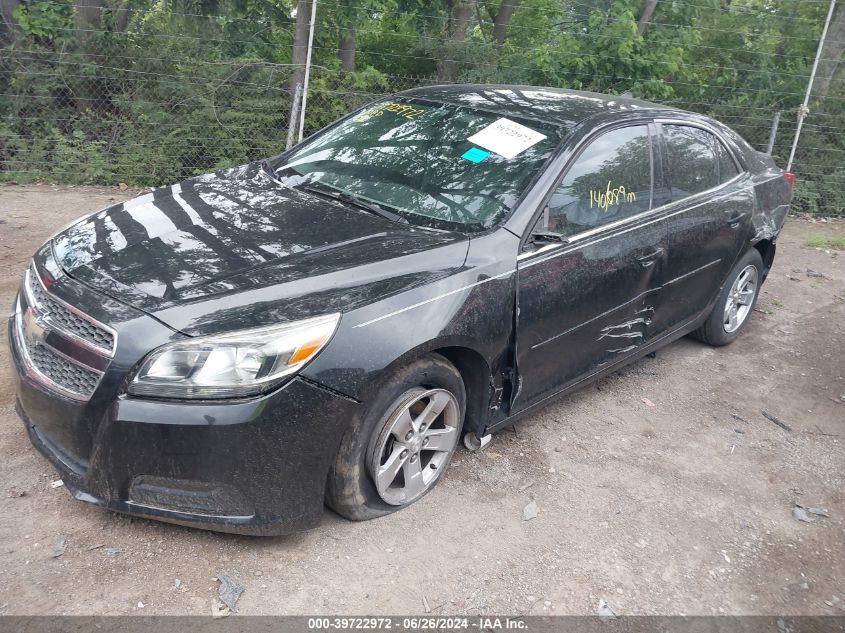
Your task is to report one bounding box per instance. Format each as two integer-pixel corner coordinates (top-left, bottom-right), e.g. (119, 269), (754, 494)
(806, 235), (845, 250)
(52, 127), (111, 183)
(12, 0), (74, 41)
(0, 0), (842, 216)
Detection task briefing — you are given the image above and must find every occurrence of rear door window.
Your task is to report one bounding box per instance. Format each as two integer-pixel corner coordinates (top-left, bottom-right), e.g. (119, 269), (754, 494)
(545, 125), (652, 237)
(662, 124), (737, 200)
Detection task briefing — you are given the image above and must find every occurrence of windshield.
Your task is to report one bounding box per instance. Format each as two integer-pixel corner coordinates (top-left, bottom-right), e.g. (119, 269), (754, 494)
(278, 98), (561, 231)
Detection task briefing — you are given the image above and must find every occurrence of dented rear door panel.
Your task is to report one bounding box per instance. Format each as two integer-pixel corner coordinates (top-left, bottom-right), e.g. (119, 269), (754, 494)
(657, 175), (757, 332)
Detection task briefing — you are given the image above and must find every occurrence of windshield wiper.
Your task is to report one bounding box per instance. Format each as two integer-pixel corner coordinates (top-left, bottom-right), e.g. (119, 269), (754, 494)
(260, 159), (290, 187)
(261, 162), (409, 225)
(299, 184), (409, 225)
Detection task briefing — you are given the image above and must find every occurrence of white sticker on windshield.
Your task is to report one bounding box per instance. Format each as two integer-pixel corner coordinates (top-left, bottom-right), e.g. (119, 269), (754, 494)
(467, 118), (546, 159)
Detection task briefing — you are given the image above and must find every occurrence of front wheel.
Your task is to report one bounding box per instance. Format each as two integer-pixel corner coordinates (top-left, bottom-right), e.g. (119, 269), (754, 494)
(326, 354), (466, 521)
(691, 248), (764, 347)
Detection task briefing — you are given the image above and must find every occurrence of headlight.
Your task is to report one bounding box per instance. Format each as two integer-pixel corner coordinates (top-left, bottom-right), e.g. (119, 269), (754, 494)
(128, 314), (340, 399)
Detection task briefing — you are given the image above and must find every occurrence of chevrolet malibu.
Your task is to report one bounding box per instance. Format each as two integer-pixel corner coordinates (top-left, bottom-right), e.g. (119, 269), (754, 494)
(8, 85), (793, 534)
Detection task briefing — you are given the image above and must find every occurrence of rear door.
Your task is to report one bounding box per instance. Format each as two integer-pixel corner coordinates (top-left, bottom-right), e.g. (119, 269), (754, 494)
(654, 121), (756, 333)
(513, 123), (669, 409)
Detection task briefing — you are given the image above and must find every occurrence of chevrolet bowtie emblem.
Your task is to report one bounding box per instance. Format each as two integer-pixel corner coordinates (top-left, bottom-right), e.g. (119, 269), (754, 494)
(21, 306), (46, 344)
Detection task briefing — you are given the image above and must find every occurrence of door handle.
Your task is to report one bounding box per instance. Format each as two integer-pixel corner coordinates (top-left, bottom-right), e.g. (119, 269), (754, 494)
(727, 213), (747, 228)
(636, 247), (665, 268)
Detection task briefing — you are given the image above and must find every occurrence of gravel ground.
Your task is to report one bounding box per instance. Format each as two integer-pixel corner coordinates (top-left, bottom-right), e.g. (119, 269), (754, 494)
(0, 185), (843, 616)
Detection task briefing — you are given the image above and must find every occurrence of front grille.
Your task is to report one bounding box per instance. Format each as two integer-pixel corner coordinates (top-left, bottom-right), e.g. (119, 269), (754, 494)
(25, 337), (101, 398)
(16, 263), (114, 401)
(27, 271), (115, 353)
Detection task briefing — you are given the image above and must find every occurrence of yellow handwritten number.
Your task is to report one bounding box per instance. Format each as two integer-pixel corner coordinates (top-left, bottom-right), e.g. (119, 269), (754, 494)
(352, 102), (425, 123)
(589, 181), (636, 211)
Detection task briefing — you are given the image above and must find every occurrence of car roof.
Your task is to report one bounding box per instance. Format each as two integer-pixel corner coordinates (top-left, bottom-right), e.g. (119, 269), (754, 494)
(396, 84), (685, 128)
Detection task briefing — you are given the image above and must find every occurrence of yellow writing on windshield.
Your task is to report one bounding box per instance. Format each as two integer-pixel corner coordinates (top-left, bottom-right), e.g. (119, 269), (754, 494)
(353, 102), (426, 123)
(589, 181), (636, 211)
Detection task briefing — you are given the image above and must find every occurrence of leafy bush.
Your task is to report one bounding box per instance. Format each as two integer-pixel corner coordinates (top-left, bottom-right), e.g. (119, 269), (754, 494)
(0, 0), (842, 217)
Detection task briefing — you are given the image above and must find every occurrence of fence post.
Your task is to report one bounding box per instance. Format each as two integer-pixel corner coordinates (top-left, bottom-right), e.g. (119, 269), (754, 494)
(766, 111), (781, 155)
(297, 0), (318, 144)
(787, 0), (836, 171)
(285, 82), (303, 150)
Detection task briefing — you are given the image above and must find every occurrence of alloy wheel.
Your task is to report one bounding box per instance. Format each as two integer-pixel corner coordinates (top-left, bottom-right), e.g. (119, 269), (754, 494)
(723, 264), (758, 333)
(368, 388), (461, 506)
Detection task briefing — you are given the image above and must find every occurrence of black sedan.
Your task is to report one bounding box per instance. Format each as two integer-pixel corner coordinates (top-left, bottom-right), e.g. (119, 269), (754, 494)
(8, 85), (792, 534)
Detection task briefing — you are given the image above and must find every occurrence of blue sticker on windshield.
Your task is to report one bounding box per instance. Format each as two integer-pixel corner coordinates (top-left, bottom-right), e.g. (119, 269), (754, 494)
(461, 147), (490, 163)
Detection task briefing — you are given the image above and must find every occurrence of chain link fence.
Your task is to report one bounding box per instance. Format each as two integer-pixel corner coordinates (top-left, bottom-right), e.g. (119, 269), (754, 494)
(1, 49), (295, 185)
(1, 1), (844, 217)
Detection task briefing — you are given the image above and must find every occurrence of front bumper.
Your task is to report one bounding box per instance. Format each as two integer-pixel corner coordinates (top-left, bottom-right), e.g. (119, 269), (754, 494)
(8, 274), (360, 535)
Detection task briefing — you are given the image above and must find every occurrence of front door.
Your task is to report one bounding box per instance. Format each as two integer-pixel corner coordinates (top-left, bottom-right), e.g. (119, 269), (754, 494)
(513, 123), (668, 410)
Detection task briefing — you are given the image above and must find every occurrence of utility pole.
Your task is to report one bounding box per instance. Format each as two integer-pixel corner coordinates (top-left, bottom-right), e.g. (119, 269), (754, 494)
(285, 83), (303, 150)
(787, 0), (836, 171)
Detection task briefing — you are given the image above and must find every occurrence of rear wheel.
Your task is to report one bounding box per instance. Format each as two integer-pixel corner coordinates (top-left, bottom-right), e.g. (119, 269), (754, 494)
(692, 248), (763, 346)
(326, 354), (465, 521)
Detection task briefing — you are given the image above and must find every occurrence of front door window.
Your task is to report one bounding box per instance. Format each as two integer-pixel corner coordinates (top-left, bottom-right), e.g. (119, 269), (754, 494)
(545, 125), (653, 237)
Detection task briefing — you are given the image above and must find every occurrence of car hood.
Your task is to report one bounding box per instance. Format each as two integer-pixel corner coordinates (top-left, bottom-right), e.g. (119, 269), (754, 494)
(52, 162), (470, 336)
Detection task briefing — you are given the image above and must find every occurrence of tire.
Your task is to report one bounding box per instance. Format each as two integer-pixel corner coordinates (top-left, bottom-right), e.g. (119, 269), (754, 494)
(691, 248), (764, 347)
(326, 354), (466, 521)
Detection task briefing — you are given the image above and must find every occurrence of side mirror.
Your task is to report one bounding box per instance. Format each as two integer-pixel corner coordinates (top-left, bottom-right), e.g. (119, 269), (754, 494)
(530, 231), (569, 245)
(526, 205), (567, 248)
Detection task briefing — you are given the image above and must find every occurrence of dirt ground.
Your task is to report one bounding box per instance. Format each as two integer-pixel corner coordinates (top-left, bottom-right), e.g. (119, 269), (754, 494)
(0, 184), (842, 617)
